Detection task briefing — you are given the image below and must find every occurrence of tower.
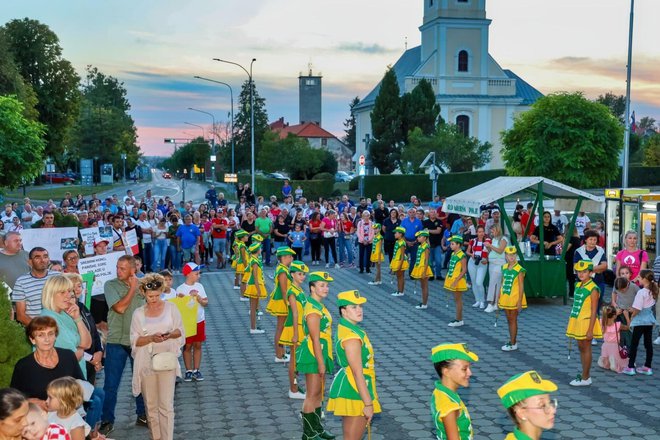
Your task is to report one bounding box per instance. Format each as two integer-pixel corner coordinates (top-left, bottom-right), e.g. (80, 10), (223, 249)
(299, 64), (322, 126)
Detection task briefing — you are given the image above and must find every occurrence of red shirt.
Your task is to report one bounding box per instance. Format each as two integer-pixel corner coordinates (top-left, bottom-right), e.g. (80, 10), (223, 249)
(469, 237), (491, 259)
(211, 218), (228, 239)
(341, 220), (354, 233)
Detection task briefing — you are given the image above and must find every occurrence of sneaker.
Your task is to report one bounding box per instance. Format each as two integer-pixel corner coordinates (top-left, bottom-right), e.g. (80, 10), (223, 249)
(99, 422), (114, 436)
(635, 366), (653, 376)
(501, 342), (518, 351)
(325, 263), (331, 268)
(250, 328), (265, 334)
(240, 296), (249, 302)
(136, 414), (148, 427)
(654, 336), (660, 345)
(233, 285), (240, 290)
(192, 370), (204, 381)
(415, 303), (428, 309)
(591, 339), (598, 346)
(479, 302), (486, 309)
(484, 304), (495, 313)
(448, 320), (464, 327)
(621, 367), (636, 376)
(472, 301), (480, 308)
(569, 375), (592, 386)
(184, 371), (193, 382)
(391, 291), (404, 297)
(257, 310), (263, 316)
(368, 281), (382, 285)
(348, 263), (356, 268)
(335, 264), (340, 269)
(274, 354), (290, 363)
(288, 389), (306, 399)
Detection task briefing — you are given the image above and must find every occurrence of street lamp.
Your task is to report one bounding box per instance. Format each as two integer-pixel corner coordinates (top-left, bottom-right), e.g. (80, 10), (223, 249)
(188, 107), (216, 182)
(120, 153), (127, 183)
(213, 57), (256, 193)
(622, 0), (635, 188)
(193, 76), (235, 174)
(93, 156), (98, 186)
(184, 122), (205, 140)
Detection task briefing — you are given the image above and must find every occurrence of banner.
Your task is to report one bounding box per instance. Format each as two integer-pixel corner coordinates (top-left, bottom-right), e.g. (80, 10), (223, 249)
(123, 229), (140, 256)
(20, 227), (79, 262)
(168, 296), (198, 337)
(78, 252), (123, 297)
(79, 227), (102, 256)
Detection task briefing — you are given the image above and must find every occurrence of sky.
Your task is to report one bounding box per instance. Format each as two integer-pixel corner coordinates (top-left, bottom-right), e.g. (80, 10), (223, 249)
(2, 0), (659, 157)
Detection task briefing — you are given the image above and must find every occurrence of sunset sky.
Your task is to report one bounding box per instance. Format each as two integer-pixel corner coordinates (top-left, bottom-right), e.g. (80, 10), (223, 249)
(2, 0), (658, 156)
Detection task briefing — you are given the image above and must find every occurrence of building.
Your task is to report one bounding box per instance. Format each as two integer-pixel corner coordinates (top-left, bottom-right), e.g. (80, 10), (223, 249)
(353, 0), (543, 170)
(299, 68), (322, 125)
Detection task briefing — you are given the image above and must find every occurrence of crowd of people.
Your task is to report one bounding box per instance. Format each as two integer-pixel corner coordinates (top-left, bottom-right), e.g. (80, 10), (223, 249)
(1, 184), (659, 440)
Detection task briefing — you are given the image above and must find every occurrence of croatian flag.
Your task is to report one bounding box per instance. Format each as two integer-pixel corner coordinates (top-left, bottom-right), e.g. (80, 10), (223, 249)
(631, 111), (637, 132)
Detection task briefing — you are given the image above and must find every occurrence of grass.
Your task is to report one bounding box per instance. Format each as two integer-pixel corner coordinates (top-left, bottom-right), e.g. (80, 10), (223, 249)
(2, 184), (116, 202)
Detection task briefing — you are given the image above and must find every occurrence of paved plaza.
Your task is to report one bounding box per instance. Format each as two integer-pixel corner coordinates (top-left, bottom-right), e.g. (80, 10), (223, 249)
(104, 267), (660, 439)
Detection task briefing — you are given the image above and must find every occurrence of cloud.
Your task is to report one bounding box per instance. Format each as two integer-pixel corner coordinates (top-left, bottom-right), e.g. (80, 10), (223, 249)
(548, 55), (659, 85)
(335, 42), (398, 55)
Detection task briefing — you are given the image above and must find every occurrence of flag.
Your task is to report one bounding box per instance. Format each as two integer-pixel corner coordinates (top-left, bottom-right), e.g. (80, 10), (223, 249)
(631, 111), (637, 132)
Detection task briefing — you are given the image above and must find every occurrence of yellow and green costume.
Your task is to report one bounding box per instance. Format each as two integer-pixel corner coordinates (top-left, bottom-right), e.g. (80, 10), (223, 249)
(296, 296), (334, 374)
(431, 381), (473, 440)
(504, 428), (535, 440)
(411, 241), (433, 279)
(244, 255), (266, 299)
(234, 241), (247, 274)
(327, 318), (381, 416)
(444, 250), (468, 292)
(566, 279), (603, 340)
(498, 263), (527, 310)
(279, 283), (307, 346)
(266, 263), (292, 316)
(389, 238), (409, 272)
(370, 233), (384, 263)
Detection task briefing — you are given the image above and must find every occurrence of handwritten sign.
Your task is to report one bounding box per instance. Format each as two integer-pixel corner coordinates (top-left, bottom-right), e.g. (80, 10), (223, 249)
(78, 252), (123, 297)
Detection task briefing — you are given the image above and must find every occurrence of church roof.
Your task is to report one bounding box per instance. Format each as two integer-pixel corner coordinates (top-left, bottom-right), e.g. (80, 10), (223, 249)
(353, 46), (543, 111)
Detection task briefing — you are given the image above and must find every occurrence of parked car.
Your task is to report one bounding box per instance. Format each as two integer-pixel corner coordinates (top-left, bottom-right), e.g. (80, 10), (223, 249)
(163, 172), (172, 179)
(64, 172), (80, 181)
(266, 172), (288, 180)
(335, 171), (353, 182)
(42, 173), (75, 184)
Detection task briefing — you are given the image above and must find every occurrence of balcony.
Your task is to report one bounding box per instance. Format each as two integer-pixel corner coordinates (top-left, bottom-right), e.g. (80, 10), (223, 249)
(487, 78), (516, 96)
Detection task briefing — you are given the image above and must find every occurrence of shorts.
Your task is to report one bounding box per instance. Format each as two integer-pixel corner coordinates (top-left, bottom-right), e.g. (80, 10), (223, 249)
(182, 247), (195, 262)
(213, 238), (227, 254)
(186, 320), (206, 344)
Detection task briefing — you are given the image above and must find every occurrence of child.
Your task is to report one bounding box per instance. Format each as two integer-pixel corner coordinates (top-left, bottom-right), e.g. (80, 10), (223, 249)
(368, 223), (384, 286)
(177, 262), (209, 381)
(24, 403), (72, 440)
(295, 185), (303, 200)
(288, 224), (306, 261)
(622, 269), (657, 376)
(566, 260), (603, 386)
(49, 261), (64, 272)
(134, 256), (145, 278)
(389, 227), (409, 297)
(245, 242), (267, 335)
(46, 377), (90, 440)
(233, 230), (249, 299)
(598, 305), (629, 373)
(444, 236), (469, 327)
(266, 247), (295, 359)
(158, 269), (176, 300)
(411, 230), (433, 309)
(499, 246), (527, 352)
(611, 274), (637, 347)
(430, 343), (478, 440)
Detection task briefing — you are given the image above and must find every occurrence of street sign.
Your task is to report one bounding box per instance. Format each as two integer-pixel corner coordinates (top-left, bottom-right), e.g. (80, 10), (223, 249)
(359, 155), (365, 166)
(359, 165), (366, 176)
(224, 173), (238, 183)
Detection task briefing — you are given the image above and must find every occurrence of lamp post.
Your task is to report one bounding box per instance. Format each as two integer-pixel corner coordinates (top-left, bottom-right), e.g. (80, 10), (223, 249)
(120, 153), (127, 183)
(184, 122), (205, 141)
(93, 156), (98, 186)
(188, 107), (216, 182)
(622, 0), (635, 188)
(194, 76), (235, 174)
(213, 57), (256, 194)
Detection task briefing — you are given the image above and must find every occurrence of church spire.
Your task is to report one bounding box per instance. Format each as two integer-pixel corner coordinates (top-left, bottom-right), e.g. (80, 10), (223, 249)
(423, 0), (486, 24)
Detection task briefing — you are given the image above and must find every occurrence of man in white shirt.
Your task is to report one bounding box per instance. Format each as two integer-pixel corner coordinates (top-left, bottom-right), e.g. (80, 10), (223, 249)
(1, 204), (17, 231)
(20, 204), (35, 228)
(551, 209), (569, 235)
(31, 206), (43, 225)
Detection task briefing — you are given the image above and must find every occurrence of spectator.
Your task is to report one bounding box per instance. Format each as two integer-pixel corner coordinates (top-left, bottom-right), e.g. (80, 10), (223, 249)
(530, 211), (563, 256)
(205, 185), (218, 209)
(176, 214), (201, 265)
(574, 211), (591, 240)
(153, 218), (169, 272)
(373, 200), (388, 225)
(615, 230), (648, 285)
(0, 232), (29, 289)
(135, 212), (153, 272)
(400, 208), (423, 272)
(282, 179), (292, 199)
(337, 212), (355, 268)
(573, 229), (608, 313)
(308, 212), (323, 266)
(466, 225), (491, 309)
(423, 209), (444, 280)
(1, 204), (17, 231)
(166, 216), (181, 273)
(177, 263), (209, 382)
(288, 223), (306, 261)
(320, 210), (339, 269)
(13, 247), (56, 326)
(356, 211), (374, 274)
(382, 208), (401, 262)
(551, 209), (569, 235)
(255, 208), (274, 266)
(484, 224), (508, 312)
(211, 210), (228, 269)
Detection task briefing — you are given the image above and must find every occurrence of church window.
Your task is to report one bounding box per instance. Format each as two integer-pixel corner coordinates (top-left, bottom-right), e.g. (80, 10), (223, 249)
(322, 138), (328, 146)
(429, 0), (433, 6)
(456, 115), (470, 137)
(458, 50), (469, 72)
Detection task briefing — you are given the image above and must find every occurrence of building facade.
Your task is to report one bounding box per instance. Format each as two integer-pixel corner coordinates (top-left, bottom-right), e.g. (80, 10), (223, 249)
(353, 0), (543, 170)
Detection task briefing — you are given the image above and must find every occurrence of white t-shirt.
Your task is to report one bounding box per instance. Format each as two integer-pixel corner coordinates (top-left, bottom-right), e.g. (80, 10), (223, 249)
(176, 282), (207, 322)
(136, 219), (153, 243)
(575, 215), (590, 236)
(48, 411), (90, 437)
(551, 214), (569, 234)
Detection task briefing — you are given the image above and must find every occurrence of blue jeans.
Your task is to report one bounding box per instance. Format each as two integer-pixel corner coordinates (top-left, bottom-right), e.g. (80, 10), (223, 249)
(338, 235), (354, 265)
(142, 242), (153, 271)
(85, 387), (105, 429)
(102, 343), (145, 423)
(430, 245), (443, 278)
(153, 239), (167, 272)
(262, 237), (271, 265)
(167, 244), (181, 270)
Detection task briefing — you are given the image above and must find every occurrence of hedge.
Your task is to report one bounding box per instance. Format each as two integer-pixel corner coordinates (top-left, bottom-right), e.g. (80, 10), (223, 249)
(227, 174), (335, 201)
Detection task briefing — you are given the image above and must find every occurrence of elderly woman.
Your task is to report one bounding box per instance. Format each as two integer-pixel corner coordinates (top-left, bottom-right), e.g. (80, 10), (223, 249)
(0, 388), (28, 440)
(62, 250), (80, 274)
(130, 273), (184, 440)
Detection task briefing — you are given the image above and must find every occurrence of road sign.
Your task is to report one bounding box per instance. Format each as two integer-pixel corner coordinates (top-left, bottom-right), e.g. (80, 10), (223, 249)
(359, 155), (365, 166)
(224, 173), (238, 183)
(359, 165), (366, 176)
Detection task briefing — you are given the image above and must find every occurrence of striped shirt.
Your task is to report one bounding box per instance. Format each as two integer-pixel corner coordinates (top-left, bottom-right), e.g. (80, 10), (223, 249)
(12, 270), (57, 318)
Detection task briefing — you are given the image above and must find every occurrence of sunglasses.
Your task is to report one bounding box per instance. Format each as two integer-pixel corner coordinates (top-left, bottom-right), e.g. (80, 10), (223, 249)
(144, 281), (163, 290)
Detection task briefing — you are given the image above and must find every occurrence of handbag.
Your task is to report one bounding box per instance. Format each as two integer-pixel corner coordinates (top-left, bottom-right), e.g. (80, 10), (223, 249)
(615, 322), (629, 359)
(150, 346), (178, 371)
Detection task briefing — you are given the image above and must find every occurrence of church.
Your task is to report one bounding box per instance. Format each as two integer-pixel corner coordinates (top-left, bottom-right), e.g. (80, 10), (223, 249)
(353, 0), (543, 170)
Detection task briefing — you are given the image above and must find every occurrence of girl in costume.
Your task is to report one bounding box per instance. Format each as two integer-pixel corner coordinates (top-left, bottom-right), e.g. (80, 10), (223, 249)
(412, 230), (433, 310)
(266, 246), (295, 362)
(242, 234), (263, 295)
(298, 271), (336, 440)
(278, 257), (308, 400)
(598, 305), (629, 373)
(497, 370), (558, 440)
(368, 223), (384, 286)
(389, 226), (409, 297)
(430, 342), (478, 440)
(444, 236), (468, 327)
(499, 246), (527, 352)
(566, 260), (603, 386)
(232, 230), (249, 297)
(245, 242), (266, 334)
(622, 269), (657, 376)
(327, 290), (381, 440)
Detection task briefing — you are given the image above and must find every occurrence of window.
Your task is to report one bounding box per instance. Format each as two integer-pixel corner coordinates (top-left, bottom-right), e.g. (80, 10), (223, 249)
(457, 0), (468, 3)
(429, 0), (433, 6)
(458, 50), (468, 72)
(306, 79), (316, 86)
(456, 115), (470, 137)
(321, 138), (328, 147)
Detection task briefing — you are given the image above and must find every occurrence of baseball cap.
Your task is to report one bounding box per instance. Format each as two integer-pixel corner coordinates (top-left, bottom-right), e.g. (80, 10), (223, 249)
(182, 262), (204, 276)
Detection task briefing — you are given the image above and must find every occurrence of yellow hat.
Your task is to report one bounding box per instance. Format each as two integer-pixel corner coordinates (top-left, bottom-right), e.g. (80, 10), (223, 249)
(504, 246), (518, 255)
(449, 235), (463, 244)
(372, 223), (381, 230)
(415, 229), (429, 237)
(248, 242), (261, 253)
(276, 246), (296, 257)
(308, 271), (334, 283)
(252, 234), (264, 243)
(497, 370), (558, 409)
(394, 226), (406, 235)
(234, 229), (248, 238)
(574, 260), (593, 271)
(337, 290), (367, 307)
(431, 343), (479, 364)
(290, 260), (309, 273)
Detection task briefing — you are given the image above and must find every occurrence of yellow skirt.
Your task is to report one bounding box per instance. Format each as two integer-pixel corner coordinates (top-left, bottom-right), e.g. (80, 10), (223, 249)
(235, 263), (246, 274)
(241, 271), (251, 284)
(411, 265), (433, 279)
(389, 259), (409, 272)
(498, 293), (528, 310)
(266, 297), (288, 316)
(231, 259), (237, 269)
(566, 316), (603, 340)
(244, 283), (267, 299)
(370, 248), (384, 263)
(326, 397), (382, 417)
(279, 324), (304, 346)
(444, 275), (468, 292)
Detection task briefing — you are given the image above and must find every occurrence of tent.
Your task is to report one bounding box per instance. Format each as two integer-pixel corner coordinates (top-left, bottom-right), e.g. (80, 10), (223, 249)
(442, 176), (605, 303)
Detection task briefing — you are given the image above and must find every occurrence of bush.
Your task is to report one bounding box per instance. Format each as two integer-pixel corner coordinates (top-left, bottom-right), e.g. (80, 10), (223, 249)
(234, 174), (337, 201)
(0, 283), (31, 387)
(349, 177), (359, 191)
(312, 172), (334, 181)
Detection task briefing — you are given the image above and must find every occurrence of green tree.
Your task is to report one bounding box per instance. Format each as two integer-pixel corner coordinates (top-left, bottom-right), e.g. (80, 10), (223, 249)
(402, 79), (440, 137)
(342, 97), (359, 154)
(370, 67), (404, 173)
(643, 134), (660, 166)
(595, 92), (626, 123)
(0, 32), (37, 120)
(1, 19), (80, 168)
(166, 137), (210, 176)
(638, 116), (657, 132)
(502, 92), (623, 187)
(0, 283), (31, 387)
(402, 125), (491, 173)
(318, 149), (338, 175)
(229, 80), (269, 172)
(258, 132), (324, 180)
(0, 95), (46, 189)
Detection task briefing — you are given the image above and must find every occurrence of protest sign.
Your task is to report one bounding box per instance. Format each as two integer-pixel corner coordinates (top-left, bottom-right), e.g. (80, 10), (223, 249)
(168, 296), (198, 337)
(79, 227), (102, 256)
(20, 227), (79, 261)
(78, 252), (123, 297)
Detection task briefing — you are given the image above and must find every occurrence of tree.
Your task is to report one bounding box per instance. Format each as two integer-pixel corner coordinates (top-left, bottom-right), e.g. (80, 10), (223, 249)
(402, 78), (440, 137)
(638, 116), (657, 133)
(165, 137), (210, 176)
(318, 149), (338, 175)
(502, 92), (623, 187)
(595, 92), (626, 123)
(1, 19), (80, 168)
(0, 96), (46, 189)
(402, 125), (491, 173)
(342, 97), (359, 154)
(0, 32), (37, 120)
(370, 67), (404, 173)
(0, 282), (31, 387)
(643, 134), (660, 166)
(258, 132), (327, 180)
(229, 80), (269, 172)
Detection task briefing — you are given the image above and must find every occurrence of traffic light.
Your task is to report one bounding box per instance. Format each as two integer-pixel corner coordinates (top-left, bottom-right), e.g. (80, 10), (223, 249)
(164, 138), (175, 143)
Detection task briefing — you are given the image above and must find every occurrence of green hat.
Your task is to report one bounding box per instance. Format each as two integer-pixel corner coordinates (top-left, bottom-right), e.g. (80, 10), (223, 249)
(372, 223), (381, 230)
(234, 229), (248, 238)
(290, 260), (309, 273)
(276, 246), (296, 257)
(504, 246), (518, 255)
(449, 235), (464, 244)
(248, 242), (261, 253)
(252, 234), (264, 243)
(574, 260), (593, 272)
(308, 271), (334, 283)
(497, 371), (558, 409)
(394, 226), (406, 235)
(337, 290), (367, 306)
(431, 343), (479, 364)
(415, 229), (429, 238)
